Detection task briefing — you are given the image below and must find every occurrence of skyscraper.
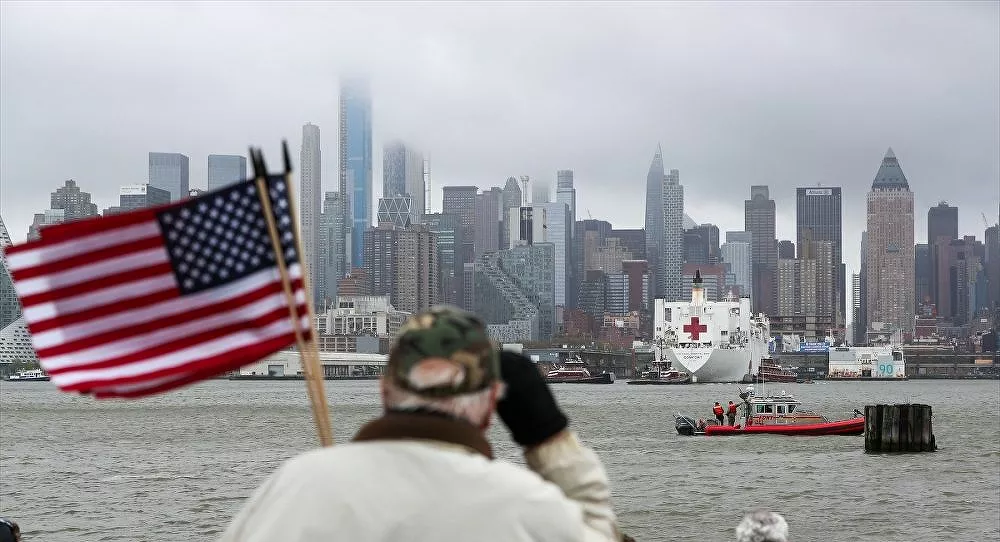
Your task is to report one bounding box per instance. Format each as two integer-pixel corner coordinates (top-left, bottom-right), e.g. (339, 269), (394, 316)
(746, 185), (777, 316)
(148, 152), (190, 201)
(933, 236), (984, 325)
(796, 186), (844, 333)
(778, 240), (796, 259)
(28, 180), (99, 239)
(318, 191), (346, 307)
(442, 186), (479, 310)
(986, 222), (1000, 310)
(915, 243), (931, 307)
(119, 184), (171, 211)
(382, 140), (424, 225)
(50, 179), (99, 220)
(644, 146), (665, 299)
(423, 213), (462, 306)
(721, 231), (752, 298)
(300, 123), (323, 304)
(685, 224), (720, 265)
(927, 202), (959, 309)
(27, 209), (64, 241)
(508, 206), (547, 248)
(500, 176), (523, 250)
(851, 273), (862, 344)
(662, 168), (684, 301)
(539, 202), (571, 307)
(474, 188), (502, 258)
(207, 154), (247, 191)
(339, 77), (373, 269)
(0, 213), (20, 330)
(928, 202), (959, 245)
(865, 148), (915, 338)
(531, 178), (552, 204)
(856, 231), (869, 344)
(609, 229), (646, 260)
(363, 224), (439, 314)
(556, 170), (576, 237)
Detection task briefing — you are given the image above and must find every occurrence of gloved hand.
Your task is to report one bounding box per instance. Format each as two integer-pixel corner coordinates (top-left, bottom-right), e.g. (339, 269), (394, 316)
(495, 350), (569, 447)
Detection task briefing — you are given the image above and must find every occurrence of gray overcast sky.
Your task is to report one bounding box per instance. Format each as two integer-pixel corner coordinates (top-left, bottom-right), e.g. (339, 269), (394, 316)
(1, 1), (998, 278)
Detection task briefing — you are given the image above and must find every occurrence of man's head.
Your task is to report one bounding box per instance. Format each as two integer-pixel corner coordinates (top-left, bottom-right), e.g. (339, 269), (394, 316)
(735, 510), (788, 542)
(729, 401), (734, 404)
(381, 306), (503, 429)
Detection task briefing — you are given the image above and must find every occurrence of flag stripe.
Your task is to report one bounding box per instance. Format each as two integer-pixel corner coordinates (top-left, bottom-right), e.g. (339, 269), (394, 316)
(53, 316), (307, 390)
(15, 263), (175, 309)
(37, 284), (306, 359)
(30, 273), (298, 350)
(10, 236), (165, 280)
(23, 277), (177, 328)
(34, 207), (160, 243)
(14, 248), (169, 297)
(47, 305), (308, 380)
(24, 264), (303, 332)
(3, 221), (160, 266)
(88, 334), (301, 399)
(42, 297), (304, 371)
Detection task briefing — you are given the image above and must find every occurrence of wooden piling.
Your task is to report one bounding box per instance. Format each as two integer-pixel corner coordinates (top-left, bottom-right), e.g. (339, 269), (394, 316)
(864, 404), (936, 453)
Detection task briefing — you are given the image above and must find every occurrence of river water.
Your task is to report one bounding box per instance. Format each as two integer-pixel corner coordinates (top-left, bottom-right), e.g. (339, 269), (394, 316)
(1, 379), (998, 542)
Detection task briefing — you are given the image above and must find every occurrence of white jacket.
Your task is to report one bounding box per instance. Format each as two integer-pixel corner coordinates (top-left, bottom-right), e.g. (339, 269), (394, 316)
(219, 413), (621, 542)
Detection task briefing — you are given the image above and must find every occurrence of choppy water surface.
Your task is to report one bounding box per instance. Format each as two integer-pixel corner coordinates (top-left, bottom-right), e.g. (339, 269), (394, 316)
(1, 380), (998, 541)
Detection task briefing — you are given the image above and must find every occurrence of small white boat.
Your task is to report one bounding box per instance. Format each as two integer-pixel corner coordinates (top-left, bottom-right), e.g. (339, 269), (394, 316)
(6, 369), (50, 382)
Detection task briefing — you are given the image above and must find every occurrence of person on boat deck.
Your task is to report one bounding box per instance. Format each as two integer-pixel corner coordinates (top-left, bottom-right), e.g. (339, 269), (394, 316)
(727, 401), (738, 426)
(713, 402), (725, 425)
(219, 306), (623, 542)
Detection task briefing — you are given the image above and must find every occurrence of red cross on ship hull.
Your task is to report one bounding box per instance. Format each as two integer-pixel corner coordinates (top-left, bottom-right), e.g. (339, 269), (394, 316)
(683, 316), (708, 340)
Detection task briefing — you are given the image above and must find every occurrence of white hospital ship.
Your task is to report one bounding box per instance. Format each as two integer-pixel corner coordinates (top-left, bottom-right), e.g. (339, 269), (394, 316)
(652, 271), (770, 383)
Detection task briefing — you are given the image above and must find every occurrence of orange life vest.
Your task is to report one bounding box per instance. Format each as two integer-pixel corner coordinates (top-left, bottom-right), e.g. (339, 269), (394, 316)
(713, 405), (724, 416)
(728, 403), (737, 414)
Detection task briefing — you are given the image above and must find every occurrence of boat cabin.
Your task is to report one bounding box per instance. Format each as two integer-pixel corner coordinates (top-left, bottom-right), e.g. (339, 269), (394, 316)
(741, 386), (825, 426)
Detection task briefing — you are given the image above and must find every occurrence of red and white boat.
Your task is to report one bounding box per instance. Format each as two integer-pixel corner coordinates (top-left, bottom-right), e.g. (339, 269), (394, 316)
(675, 384), (864, 436)
(756, 356), (797, 383)
(545, 357), (615, 384)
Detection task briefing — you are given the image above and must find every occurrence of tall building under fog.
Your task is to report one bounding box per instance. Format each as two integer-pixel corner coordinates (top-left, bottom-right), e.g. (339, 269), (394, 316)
(340, 77), (373, 269)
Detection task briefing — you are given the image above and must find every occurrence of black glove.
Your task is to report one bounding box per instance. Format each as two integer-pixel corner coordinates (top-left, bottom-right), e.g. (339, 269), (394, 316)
(496, 350), (569, 447)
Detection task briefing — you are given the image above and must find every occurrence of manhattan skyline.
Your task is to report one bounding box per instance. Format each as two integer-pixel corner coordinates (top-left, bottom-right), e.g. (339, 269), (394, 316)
(1, 2), (998, 281)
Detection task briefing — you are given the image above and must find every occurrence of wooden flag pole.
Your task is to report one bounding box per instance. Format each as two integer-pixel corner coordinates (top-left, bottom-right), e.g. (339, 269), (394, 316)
(251, 147), (334, 447)
(277, 140), (335, 438)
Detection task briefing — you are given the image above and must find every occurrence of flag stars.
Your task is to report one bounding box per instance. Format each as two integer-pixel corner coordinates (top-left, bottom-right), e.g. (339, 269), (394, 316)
(158, 179), (295, 295)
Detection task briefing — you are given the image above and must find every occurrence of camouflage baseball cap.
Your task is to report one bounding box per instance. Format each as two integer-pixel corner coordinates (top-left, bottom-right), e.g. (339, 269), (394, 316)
(388, 306), (500, 398)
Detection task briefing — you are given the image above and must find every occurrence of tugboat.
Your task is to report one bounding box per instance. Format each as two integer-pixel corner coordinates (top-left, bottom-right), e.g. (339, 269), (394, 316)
(626, 359), (692, 385)
(545, 356), (615, 384)
(5, 369), (50, 382)
(674, 384), (864, 436)
(757, 356), (797, 383)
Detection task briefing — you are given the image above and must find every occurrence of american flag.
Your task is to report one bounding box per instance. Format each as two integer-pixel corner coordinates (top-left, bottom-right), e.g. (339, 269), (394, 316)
(4, 175), (309, 398)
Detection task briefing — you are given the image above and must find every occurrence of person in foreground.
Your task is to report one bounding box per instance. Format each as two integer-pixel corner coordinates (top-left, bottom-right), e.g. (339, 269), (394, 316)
(735, 510), (788, 542)
(219, 306), (623, 542)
